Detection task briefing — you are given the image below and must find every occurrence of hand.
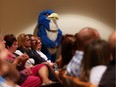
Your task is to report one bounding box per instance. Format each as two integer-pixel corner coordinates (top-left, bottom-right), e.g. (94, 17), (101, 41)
(16, 54), (29, 63)
(55, 43), (58, 48)
(21, 53), (29, 61)
(47, 60), (54, 66)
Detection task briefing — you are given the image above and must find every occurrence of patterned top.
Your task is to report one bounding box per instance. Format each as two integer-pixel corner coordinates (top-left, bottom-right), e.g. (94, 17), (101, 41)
(6, 50), (25, 71)
(66, 50), (84, 77)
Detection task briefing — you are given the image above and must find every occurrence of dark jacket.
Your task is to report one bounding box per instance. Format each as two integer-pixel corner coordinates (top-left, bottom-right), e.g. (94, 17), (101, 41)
(17, 47), (46, 65)
(99, 64), (115, 87)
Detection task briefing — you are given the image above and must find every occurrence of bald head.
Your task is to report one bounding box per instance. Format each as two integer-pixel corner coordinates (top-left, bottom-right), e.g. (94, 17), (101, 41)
(75, 27), (100, 50)
(78, 27), (100, 39)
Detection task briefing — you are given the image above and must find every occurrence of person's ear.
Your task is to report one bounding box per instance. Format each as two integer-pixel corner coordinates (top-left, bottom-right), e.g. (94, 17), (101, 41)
(110, 54), (113, 61)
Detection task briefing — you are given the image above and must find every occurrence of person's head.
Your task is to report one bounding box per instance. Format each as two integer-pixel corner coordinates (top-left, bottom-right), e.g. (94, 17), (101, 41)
(61, 35), (76, 67)
(31, 36), (42, 50)
(60, 34), (74, 45)
(0, 37), (19, 82)
(80, 39), (111, 81)
(27, 34), (35, 47)
(0, 34), (8, 60)
(0, 34), (6, 47)
(4, 34), (18, 53)
(75, 27), (100, 51)
(17, 33), (31, 48)
(108, 31), (116, 64)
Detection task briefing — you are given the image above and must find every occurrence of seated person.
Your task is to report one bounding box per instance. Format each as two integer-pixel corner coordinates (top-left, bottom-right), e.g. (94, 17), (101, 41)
(66, 27), (101, 77)
(79, 40), (111, 86)
(99, 32), (116, 87)
(29, 35), (54, 65)
(0, 34), (20, 87)
(4, 34), (53, 86)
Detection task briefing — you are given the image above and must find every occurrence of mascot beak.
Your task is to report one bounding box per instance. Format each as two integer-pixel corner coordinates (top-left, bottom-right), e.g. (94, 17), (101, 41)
(48, 13), (59, 20)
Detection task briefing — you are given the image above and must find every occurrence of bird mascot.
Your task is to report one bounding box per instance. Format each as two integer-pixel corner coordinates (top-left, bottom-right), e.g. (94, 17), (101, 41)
(37, 10), (62, 62)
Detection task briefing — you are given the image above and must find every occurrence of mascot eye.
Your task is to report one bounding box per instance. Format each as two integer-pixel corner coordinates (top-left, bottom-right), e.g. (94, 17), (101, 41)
(46, 14), (49, 16)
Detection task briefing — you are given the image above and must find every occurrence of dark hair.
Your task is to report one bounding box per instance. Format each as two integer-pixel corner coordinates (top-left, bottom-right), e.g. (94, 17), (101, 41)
(27, 34), (33, 39)
(79, 39), (111, 82)
(4, 34), (17, 48)
(60, 34), (74, 44)
(61, 35), (76, 68)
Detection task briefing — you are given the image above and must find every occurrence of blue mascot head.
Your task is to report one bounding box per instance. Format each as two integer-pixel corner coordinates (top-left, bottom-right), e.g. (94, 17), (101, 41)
(38, 10), (59, 31)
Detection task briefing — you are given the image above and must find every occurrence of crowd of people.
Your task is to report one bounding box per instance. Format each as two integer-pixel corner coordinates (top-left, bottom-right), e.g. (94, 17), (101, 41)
(0, 27), (115, 87)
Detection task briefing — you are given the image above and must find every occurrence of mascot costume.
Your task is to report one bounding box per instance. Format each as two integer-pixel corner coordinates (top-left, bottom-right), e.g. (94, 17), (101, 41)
(37, 10), (62, 62)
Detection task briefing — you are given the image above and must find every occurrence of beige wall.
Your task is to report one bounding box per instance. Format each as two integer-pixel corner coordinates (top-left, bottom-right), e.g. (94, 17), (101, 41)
(0, 0), (115, 40)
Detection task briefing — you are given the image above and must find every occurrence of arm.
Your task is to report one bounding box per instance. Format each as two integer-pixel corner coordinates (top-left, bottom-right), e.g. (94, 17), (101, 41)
(55, 29), (62, 47)
(37, 25), (56, 48)
(12, 54), (29, 68)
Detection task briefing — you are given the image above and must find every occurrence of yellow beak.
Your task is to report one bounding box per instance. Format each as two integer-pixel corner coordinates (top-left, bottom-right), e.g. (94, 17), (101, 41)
(48, 13), (59, 20)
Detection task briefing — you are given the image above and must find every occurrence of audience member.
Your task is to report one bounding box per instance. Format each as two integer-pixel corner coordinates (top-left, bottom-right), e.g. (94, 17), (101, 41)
(67, 27), (101, 77)
(79, 40), (111, 86)
(0, 34), (20, 87)
(31, 36), (55, 65)
(60, 35), (76, 68)
(58, 34), (76, 85)
(99, 31), (116, 87)
(55, 34), (75, 69)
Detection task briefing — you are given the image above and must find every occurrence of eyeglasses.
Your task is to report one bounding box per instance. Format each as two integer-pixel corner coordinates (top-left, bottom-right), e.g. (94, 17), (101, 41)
(37, 42), (42, 45)
(30, 39), (35, 42)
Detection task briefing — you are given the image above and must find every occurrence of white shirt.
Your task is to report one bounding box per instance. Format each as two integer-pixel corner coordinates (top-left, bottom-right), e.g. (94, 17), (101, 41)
(36, 50), (48, 61)
(89, 65), (107, 85)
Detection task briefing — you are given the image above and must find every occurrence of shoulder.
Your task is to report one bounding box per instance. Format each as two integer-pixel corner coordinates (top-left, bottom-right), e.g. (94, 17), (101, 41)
(89, 65), (107, 85)
(99, 65), (115, 87)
